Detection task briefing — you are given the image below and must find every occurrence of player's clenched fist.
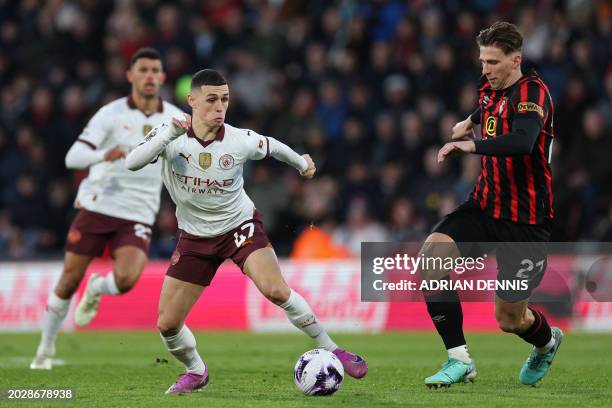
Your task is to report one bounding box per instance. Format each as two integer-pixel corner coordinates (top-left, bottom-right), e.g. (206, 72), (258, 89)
(104, 146), (127, 161)
(170, 114), (192, 137)
(300, 154), (316, 178)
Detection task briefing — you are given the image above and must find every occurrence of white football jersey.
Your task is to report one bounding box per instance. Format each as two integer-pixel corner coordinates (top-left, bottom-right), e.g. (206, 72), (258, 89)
(74, 97), (184, 225)
(159, 123), (269, 237)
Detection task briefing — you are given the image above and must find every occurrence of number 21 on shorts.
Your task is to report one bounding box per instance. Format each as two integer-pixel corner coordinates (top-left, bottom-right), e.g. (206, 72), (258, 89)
(516, 258), (545, 280)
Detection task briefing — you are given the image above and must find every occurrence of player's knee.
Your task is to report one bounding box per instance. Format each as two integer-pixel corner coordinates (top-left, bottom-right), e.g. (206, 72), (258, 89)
(114, 273), (138, 293)
(419, 233), (456, 281)
(157, 318), (181, 337)
(264, 285), (290, 305)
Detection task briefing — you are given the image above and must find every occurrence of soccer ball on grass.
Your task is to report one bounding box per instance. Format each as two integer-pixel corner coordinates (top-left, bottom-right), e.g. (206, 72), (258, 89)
(294, 349), (344, 396)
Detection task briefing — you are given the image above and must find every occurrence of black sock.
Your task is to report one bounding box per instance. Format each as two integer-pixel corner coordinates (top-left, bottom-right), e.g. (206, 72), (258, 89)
(424, 289), (466, 349)
(519, 307), (552, 348)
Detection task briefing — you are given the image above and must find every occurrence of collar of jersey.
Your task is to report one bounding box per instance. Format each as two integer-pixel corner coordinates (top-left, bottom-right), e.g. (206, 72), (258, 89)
(480, 68), (539, 92)
(127, 95), (164, 116)
(187, 124), (225, 148)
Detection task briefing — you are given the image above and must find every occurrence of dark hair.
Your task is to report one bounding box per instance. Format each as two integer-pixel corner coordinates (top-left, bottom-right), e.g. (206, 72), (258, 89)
(129, 47), (162, 67)
(476, 21), (523, 55)
(190, 69), (227, 90)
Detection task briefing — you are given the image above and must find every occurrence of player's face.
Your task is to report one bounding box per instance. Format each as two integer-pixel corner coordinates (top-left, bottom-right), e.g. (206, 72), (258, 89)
(479, 46), (521, 90)
(127, 58), (165, 98)
(188, 85), (230, 127)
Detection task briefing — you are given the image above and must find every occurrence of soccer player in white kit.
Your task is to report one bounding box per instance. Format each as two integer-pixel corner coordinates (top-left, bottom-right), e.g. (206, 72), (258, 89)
(30, 48), (184, 370)
(126, 69), (369, 394)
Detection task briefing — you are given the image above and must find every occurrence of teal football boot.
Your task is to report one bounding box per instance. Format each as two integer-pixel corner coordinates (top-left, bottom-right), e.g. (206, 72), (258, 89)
(425, 358), (477, 389)
(519, 327), (563, 385)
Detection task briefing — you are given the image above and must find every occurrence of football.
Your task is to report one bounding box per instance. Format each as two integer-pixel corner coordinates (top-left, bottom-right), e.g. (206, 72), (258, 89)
(294, 349), (344, 396)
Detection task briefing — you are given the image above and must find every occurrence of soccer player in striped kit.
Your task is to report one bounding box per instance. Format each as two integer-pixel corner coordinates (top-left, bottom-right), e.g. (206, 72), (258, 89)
(420, 22), (562, 388)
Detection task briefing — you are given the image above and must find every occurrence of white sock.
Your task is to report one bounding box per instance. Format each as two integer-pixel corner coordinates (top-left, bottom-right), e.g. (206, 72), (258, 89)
(90, 272), (120, 296)
(37, 292), (71, 357)
(280, 289), (338, 352)
(161, 325), (206, 375)
(448, 345), (472, 364)
(535, 336), (555, 354)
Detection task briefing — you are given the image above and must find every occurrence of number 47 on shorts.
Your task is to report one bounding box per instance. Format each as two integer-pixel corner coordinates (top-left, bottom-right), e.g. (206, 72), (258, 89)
(234, 222), (254, 247)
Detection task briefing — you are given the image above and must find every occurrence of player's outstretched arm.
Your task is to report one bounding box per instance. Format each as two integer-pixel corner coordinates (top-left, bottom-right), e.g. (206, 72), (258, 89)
(438, 117), (542, 162)
(267, 137), (314, 178)
(126, 115), (190, 171)
(65, 141), (126, 169)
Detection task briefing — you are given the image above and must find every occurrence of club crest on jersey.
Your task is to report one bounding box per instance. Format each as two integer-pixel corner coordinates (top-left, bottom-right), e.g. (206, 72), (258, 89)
(499, 97), (507, 115)
(485, 116), (497, 136)
(219, 154), (235, 170)
(518, 102), (544, 118)
(142, 124), (153, 136)
(199, 152), (212, 169)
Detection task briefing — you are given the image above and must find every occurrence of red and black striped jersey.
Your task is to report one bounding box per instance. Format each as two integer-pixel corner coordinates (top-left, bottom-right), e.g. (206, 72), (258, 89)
(469, 69), (555, 225)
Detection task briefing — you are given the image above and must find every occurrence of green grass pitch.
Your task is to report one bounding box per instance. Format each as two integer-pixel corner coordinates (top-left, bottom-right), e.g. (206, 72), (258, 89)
(1, 331), (610, 407)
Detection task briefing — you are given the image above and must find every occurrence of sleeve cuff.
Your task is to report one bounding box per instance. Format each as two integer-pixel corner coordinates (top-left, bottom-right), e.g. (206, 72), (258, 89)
(77, 139), (97, 150)
(298, 156), (308, 173)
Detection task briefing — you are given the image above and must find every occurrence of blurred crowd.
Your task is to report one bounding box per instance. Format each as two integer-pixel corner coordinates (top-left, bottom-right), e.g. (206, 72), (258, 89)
(0, 0), (611, 259)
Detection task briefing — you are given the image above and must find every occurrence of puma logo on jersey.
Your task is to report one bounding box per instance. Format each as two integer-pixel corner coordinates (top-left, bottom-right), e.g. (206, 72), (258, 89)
(178, 153), (192, 163)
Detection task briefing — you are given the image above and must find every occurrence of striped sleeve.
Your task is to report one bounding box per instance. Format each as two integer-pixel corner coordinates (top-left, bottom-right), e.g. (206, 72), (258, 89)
(511, 81), (549, 127)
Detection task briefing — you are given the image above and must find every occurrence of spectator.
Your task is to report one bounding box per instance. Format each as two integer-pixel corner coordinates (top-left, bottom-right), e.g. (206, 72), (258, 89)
(0, 1), (609, 258)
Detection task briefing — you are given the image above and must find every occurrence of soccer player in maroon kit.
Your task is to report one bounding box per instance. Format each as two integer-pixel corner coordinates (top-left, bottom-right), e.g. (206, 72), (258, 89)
(127, 69), (368, 394)
(420, 22), (563, 388)
(31, 48), (184, 370)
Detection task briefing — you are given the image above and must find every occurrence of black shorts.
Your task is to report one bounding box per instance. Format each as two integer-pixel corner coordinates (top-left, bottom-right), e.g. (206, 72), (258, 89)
(432, 200), (552, 301)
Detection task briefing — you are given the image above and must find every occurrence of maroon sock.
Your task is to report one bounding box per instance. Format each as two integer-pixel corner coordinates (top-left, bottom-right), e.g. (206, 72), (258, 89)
(519, 307), (552, 348)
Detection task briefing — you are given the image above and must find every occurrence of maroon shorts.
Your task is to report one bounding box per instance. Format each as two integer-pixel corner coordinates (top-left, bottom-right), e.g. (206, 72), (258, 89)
(167, 210), (272, 287)
(65, 209), (152, 257)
